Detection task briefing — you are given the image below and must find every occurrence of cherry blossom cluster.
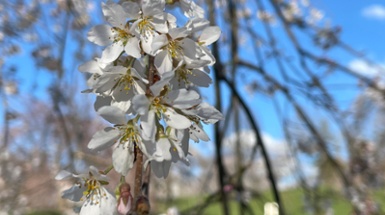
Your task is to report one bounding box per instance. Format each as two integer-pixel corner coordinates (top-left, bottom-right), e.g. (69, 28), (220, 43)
(56, 0), (222, 214)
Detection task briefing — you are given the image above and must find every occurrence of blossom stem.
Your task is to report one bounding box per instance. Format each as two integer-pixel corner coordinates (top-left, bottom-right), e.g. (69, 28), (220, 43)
(146, 56), (156, 96)
(133, 144), (144, 209)
(132, 55), (155, 213)
(103, 165), (114, 175)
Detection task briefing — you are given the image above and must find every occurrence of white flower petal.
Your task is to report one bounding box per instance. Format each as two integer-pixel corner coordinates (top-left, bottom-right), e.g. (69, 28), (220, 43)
(196, 103), (223, 123)
(180, 0), (205, 18)
(130, 68), (148, 84)
(180, 38), (202, 59)
(80, 188), (117, 215)
(155, 49), (173, 75)
(199, 26), (221, 46)
(186, 17), (210, 33)
(87, 24), (114, 46)
(113, 144), (135, 176)
(184, 58), (211, 68)
(98, 106), (127, 125)
(142, 0), (165, 17)
(150, 71), (175, 96)
(200, 46), (216, 65)
(167, 13), (177, 29)
(101, 41), (124, 63)
(94, 96), (112, 111)
(141, 110), (157, 142)
(151, 16), (169, 33)
(79, 59), (103, 74)
(132, 94), (150, 115)
(111, 99), (132, 114)
(102, 2), (127, 28)
(141, 33), (168, 56)
(133, 60), (146, 75)
(178, 129), (190, 156)
(88, 165), (109, 182)
(88, 127), (120, 151)
(190, 123), (210, 142)
(164, 89), (201, 109)
(168, 27), (190, 40)
(140, 33), (156, 56)
(187, 69), (212, 87)
(55, 170), (73, 180)
(62, 184), (86, 202)
(112, 88), (134, 102)
(155, 138), (172, 160)
(124, 37), (141, 58)
(151, 34), (169, 54)
(121, 1), (140, 19)
(93, 73), (120, 93)
(142, 140), (156, 156)
(129, 19), (141, 38)
(151, 160), (171, 178)
(170, 139), (186, 162)
(164, 107), (191, 129)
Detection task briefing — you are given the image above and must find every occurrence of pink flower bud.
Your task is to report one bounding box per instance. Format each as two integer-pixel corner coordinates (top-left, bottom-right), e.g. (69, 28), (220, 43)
(117, 183), (133, 215)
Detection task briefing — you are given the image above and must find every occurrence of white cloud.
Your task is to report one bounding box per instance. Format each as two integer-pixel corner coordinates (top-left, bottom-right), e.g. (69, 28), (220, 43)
(223, 130), (322, 190)
(362, 5), (385, 20)
(223, 130), (287, 157)
(348, 59), (385, 77)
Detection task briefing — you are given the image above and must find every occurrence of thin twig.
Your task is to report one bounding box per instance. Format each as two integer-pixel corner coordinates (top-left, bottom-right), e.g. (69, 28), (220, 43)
(219, 75), (285, 215)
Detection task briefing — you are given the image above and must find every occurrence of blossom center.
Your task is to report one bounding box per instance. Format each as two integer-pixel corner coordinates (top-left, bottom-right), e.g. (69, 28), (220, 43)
(111, 27), (130, 43)
(119, 125), (140, 144)
(81, 178), (109, 206)
(176, 67), (193, 84)
(114, 70), (134, 91)
(138, 18), (155, 40)
(152, 97), (167, 113)
(167, 40), (182, 58)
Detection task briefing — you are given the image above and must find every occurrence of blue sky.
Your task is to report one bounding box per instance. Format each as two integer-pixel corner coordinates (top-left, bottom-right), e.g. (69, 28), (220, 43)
(317, 1), (385, 57)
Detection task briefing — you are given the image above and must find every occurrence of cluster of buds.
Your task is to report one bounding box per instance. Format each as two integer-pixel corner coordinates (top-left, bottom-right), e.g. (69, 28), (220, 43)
(57, 0), (222, 214)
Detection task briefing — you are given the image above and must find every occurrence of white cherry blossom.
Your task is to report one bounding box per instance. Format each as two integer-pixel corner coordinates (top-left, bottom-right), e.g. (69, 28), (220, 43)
(178, 0), (205, 18)
(55, 166), (117, 215)
(144, 128), (190, 178)
(88, 2), (141, 63)
(128, 0), (173, 55)
(131, 84), (201, 141)
(171, 63), (212, 88)
(88, 106), (146, 176)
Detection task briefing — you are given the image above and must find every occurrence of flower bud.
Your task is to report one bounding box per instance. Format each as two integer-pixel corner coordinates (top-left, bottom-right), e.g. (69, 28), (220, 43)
(135, 195), (150, 215)
(117, 183), (133, 215)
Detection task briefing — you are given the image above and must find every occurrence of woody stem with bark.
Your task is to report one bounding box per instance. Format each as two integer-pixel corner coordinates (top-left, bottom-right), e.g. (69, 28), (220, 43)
(133, 148), (144, 201)
(132, 56), (156, 213)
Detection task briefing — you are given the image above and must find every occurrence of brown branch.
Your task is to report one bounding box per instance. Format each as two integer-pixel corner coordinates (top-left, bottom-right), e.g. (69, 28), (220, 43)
(207, 0), (230, 214)
(133, 148), (143, 199)
(238, 60), (353, 188)
(226, 0), (247, 214)
(219, 74), (285, 215)
(132, 56), (156, 214)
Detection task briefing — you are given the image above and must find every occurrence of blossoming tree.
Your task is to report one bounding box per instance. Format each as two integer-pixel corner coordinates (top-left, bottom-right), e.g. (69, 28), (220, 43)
(56, 0), (222, 214)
